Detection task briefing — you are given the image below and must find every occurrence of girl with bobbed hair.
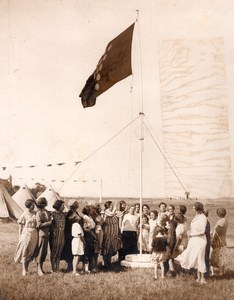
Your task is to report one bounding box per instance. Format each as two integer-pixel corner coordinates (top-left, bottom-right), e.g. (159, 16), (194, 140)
(172, 212), (188, 259)
(34, 197), (52, 276)
(104, 201), (112, 210)
(49, 200), (66, 272)
(14, 199), (38, 276)
(82, 205), (99, 273)
(194, 201), (204, 213)
(210, 207), (228, 276)
(175, 202), (208, 284)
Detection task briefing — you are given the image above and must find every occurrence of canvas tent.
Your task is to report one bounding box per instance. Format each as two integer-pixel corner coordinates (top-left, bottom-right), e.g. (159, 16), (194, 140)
(36, 186), (60, 211)
(12, 183), (35, 211)
(0, 183), (23, 221)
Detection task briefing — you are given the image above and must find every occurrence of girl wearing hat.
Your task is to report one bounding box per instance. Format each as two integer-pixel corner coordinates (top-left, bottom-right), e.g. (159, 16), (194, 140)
(210, 208), (228, 276)
(60, 199), (82, 272)
(34, 197), (52, 276)
(14, 199), (38, 276)
(49, 200), (66, 273)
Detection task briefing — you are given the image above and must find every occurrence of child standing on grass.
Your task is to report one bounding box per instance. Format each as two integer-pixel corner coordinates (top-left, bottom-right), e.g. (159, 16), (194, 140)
(151, 225), (168, 280)
(71, 218), (85, 275)
(138, 215), (150, 253)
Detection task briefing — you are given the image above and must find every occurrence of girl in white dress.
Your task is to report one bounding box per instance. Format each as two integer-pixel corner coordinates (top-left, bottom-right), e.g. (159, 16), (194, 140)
(72, 220), (85, 275)
(148, 210), (158, 249)
(175, 202), (207, 284)
(138, 215), (150, 253)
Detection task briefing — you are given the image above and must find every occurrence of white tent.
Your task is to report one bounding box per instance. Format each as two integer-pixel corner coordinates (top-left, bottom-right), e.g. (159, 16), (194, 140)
(0, 183), (23, 221)
(12, 183), (35, 211)
(36, 186), (60, 211)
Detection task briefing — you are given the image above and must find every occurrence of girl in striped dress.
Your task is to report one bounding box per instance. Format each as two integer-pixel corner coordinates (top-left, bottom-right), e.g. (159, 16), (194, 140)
(101, 201), (122, 267)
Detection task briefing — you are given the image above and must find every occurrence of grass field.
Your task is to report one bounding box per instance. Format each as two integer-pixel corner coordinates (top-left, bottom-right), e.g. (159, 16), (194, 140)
(0, 198), (234, 300)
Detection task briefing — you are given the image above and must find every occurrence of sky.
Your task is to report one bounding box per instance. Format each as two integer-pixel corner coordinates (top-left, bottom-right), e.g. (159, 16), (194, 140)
(0, 0), (234, 199)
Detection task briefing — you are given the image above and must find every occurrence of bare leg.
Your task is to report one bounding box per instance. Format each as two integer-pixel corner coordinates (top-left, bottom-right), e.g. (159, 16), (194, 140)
(196, 271), (201, 282)
(200, 272), (207, 284)
(210, 266), (214, 276)
(160, 262), (165, 279)
(84, 263), (90, 273)
(154, 263), (158, 279)
(169, 259), (174, 272)
(22, 262), (27, 276)
(37, 262), (44, 276)
(72, 256), (79, 274)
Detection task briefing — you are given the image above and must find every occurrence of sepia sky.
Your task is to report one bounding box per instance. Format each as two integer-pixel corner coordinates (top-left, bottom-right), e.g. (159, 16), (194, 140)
(0, 0), (234, 198)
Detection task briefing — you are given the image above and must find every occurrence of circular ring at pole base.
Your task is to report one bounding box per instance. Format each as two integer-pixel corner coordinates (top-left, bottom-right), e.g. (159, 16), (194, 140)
(120, 254), (154, 268)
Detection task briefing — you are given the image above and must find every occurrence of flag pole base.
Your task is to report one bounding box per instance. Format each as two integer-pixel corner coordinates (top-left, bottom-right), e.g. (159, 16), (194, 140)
(120, 254), (154, 268)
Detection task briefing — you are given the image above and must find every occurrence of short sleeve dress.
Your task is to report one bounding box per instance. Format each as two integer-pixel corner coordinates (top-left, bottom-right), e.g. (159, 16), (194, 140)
(14, 210), (38, 263)
(175, 213), (207, 273)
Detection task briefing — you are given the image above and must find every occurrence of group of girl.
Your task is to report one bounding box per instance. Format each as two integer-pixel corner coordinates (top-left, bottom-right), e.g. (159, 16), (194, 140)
(14, 197), (229, 283)
(139, 201), (229, 283)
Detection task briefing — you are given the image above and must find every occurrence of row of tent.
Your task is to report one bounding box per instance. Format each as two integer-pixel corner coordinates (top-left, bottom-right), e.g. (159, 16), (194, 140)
(0, 183), (62, 221)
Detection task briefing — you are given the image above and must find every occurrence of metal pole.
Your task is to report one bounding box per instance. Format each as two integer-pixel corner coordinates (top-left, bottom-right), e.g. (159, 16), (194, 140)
(139, 112), (144, 255)
(136, 9), (144, 256)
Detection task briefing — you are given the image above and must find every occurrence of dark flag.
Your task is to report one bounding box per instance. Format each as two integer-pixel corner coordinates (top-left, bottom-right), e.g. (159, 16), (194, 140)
(79, 23), (135, 108)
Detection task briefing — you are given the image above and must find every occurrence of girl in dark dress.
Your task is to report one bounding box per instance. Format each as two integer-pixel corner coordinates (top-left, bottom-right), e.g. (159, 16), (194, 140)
(60, 199), (82, 272)
(49, 200), (66, 272)
(151, 225), (168, 280)
(34, 197), (52, 276)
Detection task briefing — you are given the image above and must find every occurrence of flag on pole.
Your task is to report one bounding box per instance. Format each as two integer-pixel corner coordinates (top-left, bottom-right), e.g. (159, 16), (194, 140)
(79, 23), (135, 108)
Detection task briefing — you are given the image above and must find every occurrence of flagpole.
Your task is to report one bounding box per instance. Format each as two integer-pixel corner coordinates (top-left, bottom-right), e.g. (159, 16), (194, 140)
(136, 9), (144, 256)
(139, 112), (144, 256)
